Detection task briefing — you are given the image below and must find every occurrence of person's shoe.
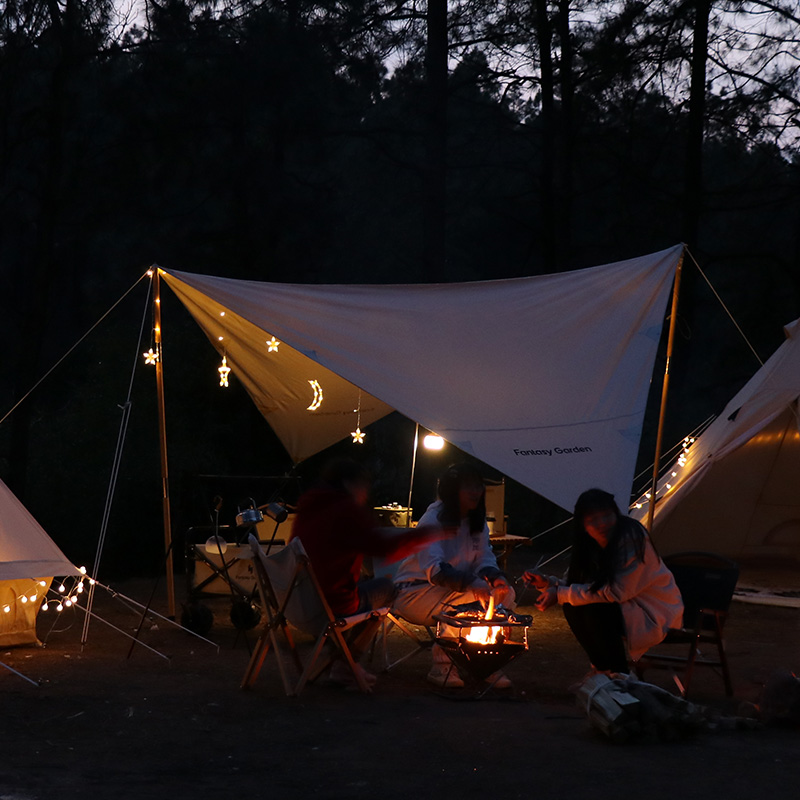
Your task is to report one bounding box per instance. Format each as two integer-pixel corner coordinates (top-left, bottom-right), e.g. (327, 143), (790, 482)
(329, 660), (378, 689)
(427, 665), (465, 688)
(484, 671), (512, 690)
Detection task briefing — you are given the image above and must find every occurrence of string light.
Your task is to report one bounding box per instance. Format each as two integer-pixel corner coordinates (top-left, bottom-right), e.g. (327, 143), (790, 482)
(351, 427), (365, 444)
(307, 380), (323, 410)
(266, 336), (280, 352)
(218, 355), (231, 387)
(351, 390), (365, 443)
(143, 347), (159, 365)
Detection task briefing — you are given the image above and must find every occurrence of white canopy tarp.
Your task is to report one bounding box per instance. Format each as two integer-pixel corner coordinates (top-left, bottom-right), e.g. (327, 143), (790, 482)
(633, 318), (800, 559)
(160, 244), (683, 512)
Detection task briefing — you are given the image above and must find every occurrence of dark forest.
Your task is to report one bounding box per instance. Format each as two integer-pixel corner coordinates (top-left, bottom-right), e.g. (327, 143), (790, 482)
(1, 0), (799, 576)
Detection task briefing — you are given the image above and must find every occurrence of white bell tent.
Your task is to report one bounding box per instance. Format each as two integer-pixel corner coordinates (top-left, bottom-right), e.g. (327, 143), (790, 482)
(633, 317), (800, 561)
(159, 244), (684, 513)
(0, 478), (82, 646)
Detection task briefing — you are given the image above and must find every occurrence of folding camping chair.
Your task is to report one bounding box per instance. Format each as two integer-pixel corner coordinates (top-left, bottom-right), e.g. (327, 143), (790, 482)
(635, 551), (739, 697)
(369, 554), (435, 672)
(241, 534), (388, 695)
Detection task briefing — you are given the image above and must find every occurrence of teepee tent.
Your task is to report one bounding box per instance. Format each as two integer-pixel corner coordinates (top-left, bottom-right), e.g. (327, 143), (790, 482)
(633, 318), (800, 561)
(160, 245), (683, 513)
(0, 478), (82, 645)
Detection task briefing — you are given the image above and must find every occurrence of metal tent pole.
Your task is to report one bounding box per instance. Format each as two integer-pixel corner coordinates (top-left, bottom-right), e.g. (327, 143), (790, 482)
(646, 249), (685, 532)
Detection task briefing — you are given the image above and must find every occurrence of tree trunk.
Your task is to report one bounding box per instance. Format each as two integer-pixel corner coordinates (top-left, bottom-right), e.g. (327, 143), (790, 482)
(683, 0), (711, 252)
(533, 0), (557, 271)
(424, 0), (448, 281)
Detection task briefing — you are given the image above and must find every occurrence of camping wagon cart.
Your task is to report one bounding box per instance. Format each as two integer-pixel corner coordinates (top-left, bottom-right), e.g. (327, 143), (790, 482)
(182, 498), (295, 634)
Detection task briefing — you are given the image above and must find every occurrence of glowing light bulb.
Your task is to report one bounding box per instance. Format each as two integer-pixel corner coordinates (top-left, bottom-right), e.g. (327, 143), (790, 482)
(58, 584), (66, 593)
(423, 434), (445, 450)
(57, 603), (63, 612)
(351, 427), (365, 444)
(79, 566), (87, 574)
(218, 355), (231, 387)
(3, 605), (10, 613)
(20, 595), (27, 604)
(143, 348), (159, 365)
(307, 380), (323, 410)
(42, 602), (49, 611)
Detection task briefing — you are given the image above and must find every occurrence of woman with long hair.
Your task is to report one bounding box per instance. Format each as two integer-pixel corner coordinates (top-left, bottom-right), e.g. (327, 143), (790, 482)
(523, 488), (682, 677)
(393, 462), (515, 688)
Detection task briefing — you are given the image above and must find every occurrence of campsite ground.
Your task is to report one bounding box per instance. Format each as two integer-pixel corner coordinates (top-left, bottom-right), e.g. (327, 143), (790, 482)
(2, 553), (800, 800)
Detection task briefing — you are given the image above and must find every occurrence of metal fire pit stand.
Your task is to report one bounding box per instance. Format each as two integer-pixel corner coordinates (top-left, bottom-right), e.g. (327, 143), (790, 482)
(433, 610), (532, 698)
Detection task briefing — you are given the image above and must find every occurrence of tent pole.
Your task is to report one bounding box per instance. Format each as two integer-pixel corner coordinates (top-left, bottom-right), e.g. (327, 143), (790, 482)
(153, 269), (176, 618)
(407, 422), (420, 521)
(646, 250), (685, 531)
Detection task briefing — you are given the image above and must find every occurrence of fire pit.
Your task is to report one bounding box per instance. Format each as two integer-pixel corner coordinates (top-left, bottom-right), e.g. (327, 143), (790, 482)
(433, 597), (532, 684)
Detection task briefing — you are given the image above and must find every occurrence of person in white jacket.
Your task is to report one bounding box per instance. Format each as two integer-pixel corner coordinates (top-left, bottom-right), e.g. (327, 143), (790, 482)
(523, 488), (683, 677)
(393, 463), (515, 688)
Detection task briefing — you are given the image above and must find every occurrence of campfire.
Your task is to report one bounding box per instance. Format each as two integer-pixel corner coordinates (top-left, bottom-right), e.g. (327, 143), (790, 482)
(434, 599), (532, 684)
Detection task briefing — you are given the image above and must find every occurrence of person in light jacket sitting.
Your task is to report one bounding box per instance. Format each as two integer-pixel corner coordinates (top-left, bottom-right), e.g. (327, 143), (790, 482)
(393, 462), (515, 689)
(523, 488), (683, 679)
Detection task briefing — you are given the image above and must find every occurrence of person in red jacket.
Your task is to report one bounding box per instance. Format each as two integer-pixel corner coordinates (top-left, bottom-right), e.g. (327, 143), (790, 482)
(292, 457), (441, 688)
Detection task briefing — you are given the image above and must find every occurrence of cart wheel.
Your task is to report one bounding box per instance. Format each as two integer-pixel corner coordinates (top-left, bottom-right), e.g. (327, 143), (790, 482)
(181, 601), (214, 635)
(230, 599), (262, 630)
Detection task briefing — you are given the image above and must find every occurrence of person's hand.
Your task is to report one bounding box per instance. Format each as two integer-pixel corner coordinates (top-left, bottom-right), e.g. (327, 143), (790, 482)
(522, 570), (551, 590)
(490, 578), (514, 607)
(470, 579), (493, 609)
(534, 586), (558, 611)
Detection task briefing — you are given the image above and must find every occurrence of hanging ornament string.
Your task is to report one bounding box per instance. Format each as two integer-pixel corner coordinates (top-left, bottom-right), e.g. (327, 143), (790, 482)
(219, 352), (231, 387)
(351, 389), (365, 443)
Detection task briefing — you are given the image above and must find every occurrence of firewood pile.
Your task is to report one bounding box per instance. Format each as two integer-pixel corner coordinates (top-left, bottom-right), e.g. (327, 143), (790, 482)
(575, 673), (761, 743)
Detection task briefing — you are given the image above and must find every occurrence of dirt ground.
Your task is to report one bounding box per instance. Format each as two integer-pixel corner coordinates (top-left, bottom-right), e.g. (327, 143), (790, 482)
(2, 553), (800, 800)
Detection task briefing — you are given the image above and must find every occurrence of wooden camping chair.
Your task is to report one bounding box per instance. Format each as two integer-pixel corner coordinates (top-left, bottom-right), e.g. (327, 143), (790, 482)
(241, 534), (388, 695)
(634, 551), (739, 697)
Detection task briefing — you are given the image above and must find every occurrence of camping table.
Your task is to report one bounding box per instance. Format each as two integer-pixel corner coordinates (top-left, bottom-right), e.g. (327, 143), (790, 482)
(489, 533), (531, 573)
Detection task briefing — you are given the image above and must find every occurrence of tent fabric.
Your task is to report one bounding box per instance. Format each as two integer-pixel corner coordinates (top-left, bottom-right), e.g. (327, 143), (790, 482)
(0, 478), (81, 581)
(160, 244), (682, 512)
(0, 578), (53, 645)
(633, 318), (800, 560)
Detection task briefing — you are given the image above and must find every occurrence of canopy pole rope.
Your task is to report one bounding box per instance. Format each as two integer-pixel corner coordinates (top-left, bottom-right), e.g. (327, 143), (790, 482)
(686, 248), (764, 367)
(407, 422), (420, 519)
(646, 249), (685, 532)
(153, 267), (176, 619)
(0, 272), (151, 428)
(81, 272), (154, 649)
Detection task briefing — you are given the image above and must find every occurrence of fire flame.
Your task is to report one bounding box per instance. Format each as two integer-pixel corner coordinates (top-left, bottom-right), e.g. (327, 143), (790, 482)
(465, 594), (503, 645)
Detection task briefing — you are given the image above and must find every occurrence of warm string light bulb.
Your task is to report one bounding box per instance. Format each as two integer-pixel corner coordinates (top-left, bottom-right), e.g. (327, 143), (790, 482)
(307, 380), (323, 410)
(351, 390), (365, 443)
(143, 347), (159, 365)
(218, 355), (231, 387)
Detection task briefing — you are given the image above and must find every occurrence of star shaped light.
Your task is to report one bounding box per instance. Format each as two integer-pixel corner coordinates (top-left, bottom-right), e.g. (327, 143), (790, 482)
(351, 427), (365, 444)
(218, 355), (231, 387)
(266, 336), (280, 352)
(143, 348), (159, 365)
